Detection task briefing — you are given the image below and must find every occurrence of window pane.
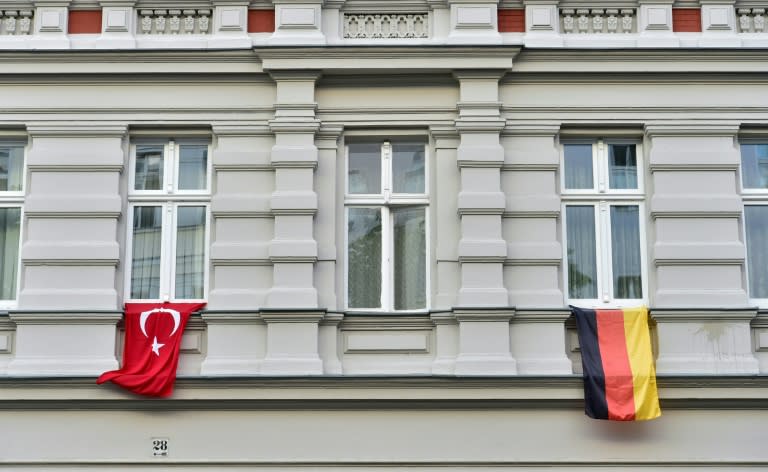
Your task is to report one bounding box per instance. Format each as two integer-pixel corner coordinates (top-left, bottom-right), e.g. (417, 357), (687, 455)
(0, 208), (21, 300)
(178, 145), (208, 190)
(0, 146), (24, 192)
(135, 145), (164, 191)
(393, 207), (426, 310)
(608, 144), (638, 189)
(564, 144), (594, 189)
(393, 143), (425, 194)
(611, 205), (643, 299)
(131, 206), (163, 299)
(348, 144), (381, 194)
(741, 144), (768, 189)
(566, 205), (598, 299)
(175, 206), (206, 299)
(745, 206), (768, 298)
(348, 208), (381, 308)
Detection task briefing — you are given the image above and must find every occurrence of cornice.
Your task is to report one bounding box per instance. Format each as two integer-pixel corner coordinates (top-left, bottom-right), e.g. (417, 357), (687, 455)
(651, 308), (758, 322)
(8, 311), (122, 324)
(2, 375), (768, 407)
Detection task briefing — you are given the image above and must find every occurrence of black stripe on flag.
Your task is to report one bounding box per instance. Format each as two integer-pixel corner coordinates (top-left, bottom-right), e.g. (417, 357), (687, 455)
(571, 306), (609, 420)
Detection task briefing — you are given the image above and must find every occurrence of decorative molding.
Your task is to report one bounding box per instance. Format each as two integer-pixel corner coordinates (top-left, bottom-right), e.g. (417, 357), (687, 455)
(0, 9), (34, 36)
(8, 311), (122, 325)
(561, 8), (636, 34)
(651, 308), (757, 322)
(343, 12), (429, 38)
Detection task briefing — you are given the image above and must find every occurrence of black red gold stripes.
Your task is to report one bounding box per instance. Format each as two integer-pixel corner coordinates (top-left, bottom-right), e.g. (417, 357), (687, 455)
(571, 306), (661, 421)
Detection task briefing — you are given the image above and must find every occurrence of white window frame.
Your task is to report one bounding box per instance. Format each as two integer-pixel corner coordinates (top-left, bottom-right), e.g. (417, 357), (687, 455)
(343, 139), (430, 313)
(739, 140), (768, 307)
(0, 140), (26, 309)
(561, 139), (647, 308)
(126, 139), (211, 303)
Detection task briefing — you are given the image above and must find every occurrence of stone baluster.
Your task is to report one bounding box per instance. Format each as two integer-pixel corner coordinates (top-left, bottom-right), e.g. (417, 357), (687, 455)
(140, 10), (152, 34)
(199, 9), (210, 33)
(621, 9), (634, 32)
(607, 9), (619, 32)
(169, 9), (181, 34)
(577, 9), (589, 33)
(562, 9), (575, 33)
(155, 10), (167, 33)
(592, 9), (604, 32)
(754, 8), (765, 31)
(183, 10), (195, 33)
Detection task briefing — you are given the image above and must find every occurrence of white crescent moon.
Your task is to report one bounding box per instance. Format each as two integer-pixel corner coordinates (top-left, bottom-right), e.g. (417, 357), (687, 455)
(139, 308), (181, 338)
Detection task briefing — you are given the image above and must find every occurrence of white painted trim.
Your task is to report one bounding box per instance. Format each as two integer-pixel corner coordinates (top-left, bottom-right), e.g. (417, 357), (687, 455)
(344, 139), (430, 313)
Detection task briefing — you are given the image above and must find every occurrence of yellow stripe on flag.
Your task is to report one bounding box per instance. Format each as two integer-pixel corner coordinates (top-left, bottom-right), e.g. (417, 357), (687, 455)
(622, 306), (661, 421)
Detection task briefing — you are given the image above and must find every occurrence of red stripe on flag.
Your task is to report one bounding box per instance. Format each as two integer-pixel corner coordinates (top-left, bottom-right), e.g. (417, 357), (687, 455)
(596, 309), (636, 421)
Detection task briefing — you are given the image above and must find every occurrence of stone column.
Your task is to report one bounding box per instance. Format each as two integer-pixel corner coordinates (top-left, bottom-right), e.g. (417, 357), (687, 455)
(9, 123), (126, 375)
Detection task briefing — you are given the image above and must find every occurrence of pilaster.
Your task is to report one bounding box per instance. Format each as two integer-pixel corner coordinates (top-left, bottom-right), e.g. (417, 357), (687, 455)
(199, 312), (264, 375)
(315, 124), (343, 311)
(510, 310), (571, 374)
(31, 0), (71, 49)
(21, 123), (126, 310)
(259, 310), (324, 374)
(453, 70), (508, 307)
(453, 308), (517, 374)
(447, 0), (502, 44)
(208, 124), (274, 309)
(7, 311), (121, 375)
(210, 0), (251, 48)
(430, 311), (458, 374)
(96, 0), (137, 49)
(645, 123), (746, 308)
(637, 0), (680, 47)
(523, 0), (564, 47)
(653, 309), (759, 374)
(319, 311), (343, 374)
(269, 0), (326, 45)
(501, 125), (563, 307)
(699, 0), (741, 47)
(266, 70), (321, 309)
(429, 125), (461, 309)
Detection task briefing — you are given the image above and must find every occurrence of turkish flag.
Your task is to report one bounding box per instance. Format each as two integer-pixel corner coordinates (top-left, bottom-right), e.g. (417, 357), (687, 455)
(97, 302), (206, 397)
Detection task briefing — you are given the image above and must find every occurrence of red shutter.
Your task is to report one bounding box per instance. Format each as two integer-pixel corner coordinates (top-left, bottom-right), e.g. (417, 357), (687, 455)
(672, 8), (702, 32)
(68, 10), (103, 34)
(498, 9), (525, 33)
(248, 9), (276, 33)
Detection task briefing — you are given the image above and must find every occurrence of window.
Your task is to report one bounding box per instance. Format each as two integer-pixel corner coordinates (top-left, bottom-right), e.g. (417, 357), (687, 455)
(127, 139), (210, 302)
(345, 139), (428, 311)
(0, 141), (24, 307)
(741, 142), (768, 302)
(561, 140), (646, 306)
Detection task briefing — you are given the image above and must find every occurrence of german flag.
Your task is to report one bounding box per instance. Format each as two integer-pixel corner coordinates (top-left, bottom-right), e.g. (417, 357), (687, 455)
(571, 306), (661, 421)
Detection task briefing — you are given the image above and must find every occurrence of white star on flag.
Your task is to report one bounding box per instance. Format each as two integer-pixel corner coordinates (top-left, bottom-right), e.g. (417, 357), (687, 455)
(151, 336), (165, 356)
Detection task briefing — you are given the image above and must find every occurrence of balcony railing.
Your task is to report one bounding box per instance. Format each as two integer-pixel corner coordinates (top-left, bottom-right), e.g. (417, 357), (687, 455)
(737, 8), (766, 32)
(138, 9), (212, 35)
(343, 13), (429, 39)
(0, 10), (33, 36)
(561, 8), (636, 34)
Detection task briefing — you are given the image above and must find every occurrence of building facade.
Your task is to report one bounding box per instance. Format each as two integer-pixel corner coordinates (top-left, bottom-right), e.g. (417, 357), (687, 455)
(1, 0), (768, 469)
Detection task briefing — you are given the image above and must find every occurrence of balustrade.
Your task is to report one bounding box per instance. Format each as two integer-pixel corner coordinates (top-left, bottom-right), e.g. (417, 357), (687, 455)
(561, 8), (636, 34)
(737, 8), (766, 32)
(0, 10), (33, 36)
(138, 9), (212, 35)
(343, 13), (429, 39)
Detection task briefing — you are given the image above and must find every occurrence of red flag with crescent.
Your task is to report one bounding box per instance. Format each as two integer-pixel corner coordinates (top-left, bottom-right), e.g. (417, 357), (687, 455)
(97, 302), (205, 397)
